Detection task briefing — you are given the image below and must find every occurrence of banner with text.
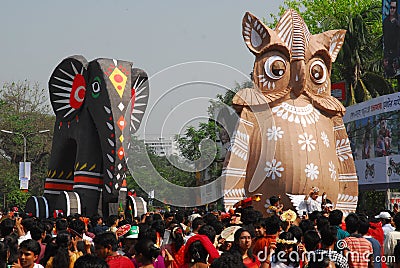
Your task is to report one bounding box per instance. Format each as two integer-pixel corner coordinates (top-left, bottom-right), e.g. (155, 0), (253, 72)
(344, 92), (400, 185)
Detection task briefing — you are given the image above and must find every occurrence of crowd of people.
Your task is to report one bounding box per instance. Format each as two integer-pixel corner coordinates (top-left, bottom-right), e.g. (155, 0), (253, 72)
(0, 193), (400, 268)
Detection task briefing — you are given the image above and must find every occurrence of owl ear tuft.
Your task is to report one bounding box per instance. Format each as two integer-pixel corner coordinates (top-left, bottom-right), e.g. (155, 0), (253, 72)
(324, 30), (346, 62)
(243, 12), (277, 55)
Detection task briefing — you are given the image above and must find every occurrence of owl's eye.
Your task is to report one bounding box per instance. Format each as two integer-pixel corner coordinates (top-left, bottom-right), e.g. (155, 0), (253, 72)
(264, 55), (287, 80)
(310, 60), (327, 84)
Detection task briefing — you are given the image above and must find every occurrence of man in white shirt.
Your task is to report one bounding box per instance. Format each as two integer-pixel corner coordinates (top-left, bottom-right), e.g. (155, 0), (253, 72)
(304, 187), (322, 214)
(375, 211), (395, 239)
(384, 212), (400, 266)
(13, 239), (44, 268)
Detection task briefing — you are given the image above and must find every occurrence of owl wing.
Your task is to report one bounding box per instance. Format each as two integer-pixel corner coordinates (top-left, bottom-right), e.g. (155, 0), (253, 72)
(233, 87), (291, 108)
(232, 87), (268, 108)
(305, 91), (346, 116)
(332, 115), (358, 214)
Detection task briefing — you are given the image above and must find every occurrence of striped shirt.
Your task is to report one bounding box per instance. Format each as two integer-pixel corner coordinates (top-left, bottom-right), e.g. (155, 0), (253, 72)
(343, 236), (373, 268)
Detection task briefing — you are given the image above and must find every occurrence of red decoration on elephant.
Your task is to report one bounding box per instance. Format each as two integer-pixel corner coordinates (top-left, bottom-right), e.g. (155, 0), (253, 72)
(70, 74), (86, 109)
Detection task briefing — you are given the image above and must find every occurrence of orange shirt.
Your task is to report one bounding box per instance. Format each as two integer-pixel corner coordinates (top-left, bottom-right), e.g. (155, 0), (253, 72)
(253, 235), (277, 261)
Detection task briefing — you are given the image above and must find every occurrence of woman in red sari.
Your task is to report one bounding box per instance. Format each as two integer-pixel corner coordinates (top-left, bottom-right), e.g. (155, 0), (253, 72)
(230, 228), (260, 268)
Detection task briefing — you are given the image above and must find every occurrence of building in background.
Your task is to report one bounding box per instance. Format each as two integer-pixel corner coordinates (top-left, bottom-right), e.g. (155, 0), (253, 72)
(144, 136), (179, 156)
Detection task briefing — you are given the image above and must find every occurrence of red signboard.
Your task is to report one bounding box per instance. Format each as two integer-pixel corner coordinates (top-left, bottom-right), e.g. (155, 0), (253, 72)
(331, 81), (346, 101)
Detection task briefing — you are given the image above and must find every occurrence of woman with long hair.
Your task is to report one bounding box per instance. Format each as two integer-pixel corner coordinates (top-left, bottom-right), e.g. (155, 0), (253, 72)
(3, 235), (18, 267)
(186, 241), (208, 268)
(163, 224), (185, 268)
(0, 241), (8, 268)
(134, 238), (161, 268)
(184, 235), (220, 268)
(45, 231), (83, 268)
(230, 228), (260, 268)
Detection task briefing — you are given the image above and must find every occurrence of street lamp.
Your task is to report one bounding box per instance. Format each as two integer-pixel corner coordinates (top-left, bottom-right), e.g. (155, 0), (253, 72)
(1, 129), (50, 207)
(1, 129), (50, 175)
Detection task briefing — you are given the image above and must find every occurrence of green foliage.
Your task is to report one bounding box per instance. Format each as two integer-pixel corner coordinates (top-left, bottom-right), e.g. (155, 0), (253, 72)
(176, 81), (250, 188)
(126, 137), (196, 204)
(213, 81), (253, 108)
(177, 80), (251, 164)
(0, 81), (55, 208)
(0, 158), (30, 209)
(357, 190), (386, 216)
(177, 122), (219, 162)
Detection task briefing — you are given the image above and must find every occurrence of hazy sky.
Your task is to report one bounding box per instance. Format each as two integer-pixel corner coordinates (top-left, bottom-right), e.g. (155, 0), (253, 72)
(1, 1), (284, 137)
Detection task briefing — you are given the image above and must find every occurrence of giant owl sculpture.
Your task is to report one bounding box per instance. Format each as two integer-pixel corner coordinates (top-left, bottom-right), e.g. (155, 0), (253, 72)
(222, 10), (358, 215)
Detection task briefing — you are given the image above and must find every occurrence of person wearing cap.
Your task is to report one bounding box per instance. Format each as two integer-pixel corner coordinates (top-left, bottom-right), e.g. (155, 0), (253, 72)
(304, 187), (322, 214)
(376, 211), (395, 239)
(384, 213), (400, 263)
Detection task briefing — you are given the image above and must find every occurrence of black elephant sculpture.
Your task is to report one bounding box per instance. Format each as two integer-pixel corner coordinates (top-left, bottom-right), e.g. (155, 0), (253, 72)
(26, 56), (149, 217)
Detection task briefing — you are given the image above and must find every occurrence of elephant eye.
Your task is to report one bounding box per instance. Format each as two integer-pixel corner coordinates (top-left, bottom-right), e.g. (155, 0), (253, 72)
(92, 82), (100, 92)
(92, 76), (101, 98)
(310, 60), (327, 84)
(264, 55), (286, 80)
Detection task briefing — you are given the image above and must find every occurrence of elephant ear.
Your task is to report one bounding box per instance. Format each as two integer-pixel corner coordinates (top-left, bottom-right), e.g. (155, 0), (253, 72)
(49, 55), (89, 119)
(129, 68), (149, 133)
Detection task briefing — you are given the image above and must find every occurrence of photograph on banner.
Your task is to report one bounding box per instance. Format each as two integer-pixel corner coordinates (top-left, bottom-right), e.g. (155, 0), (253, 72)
(346, 111), (399, 161)
(355, 158), (387, 185)
(387, 154), (400, 182)
(344, 92), (400, 185)
(383, 0), (400, 78)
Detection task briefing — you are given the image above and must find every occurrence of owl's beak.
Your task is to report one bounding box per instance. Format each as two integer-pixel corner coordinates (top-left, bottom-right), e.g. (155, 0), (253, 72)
(290, 60), (306, 97)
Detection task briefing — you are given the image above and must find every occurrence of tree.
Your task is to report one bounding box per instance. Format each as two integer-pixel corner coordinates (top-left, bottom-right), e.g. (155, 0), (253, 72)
(177, 122), (219, 162)
(179, 80), (252, 160)
(270, 0), (395, 106)
(0, 156), (30, 209)
(125, 136), (196, 208)
(0, 81), (54, 207)
(176, 81), (251, 188)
